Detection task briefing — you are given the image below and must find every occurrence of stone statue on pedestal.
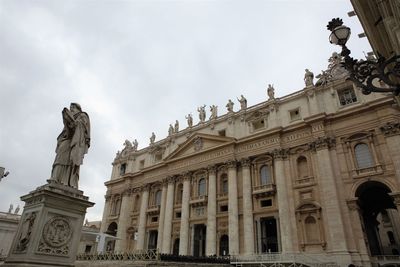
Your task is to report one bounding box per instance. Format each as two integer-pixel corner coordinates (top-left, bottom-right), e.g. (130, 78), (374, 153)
(50, 103), (90, 190)
(174, 120), (179, 133)
(150, 132), (156, 144)
(267, 84), (275, 100)
(198, 105), (206, 123)
(210, 105), (218, 120)
(186, 113), (193, 128)
(238, 95), (247, 110)
(304, 69), (314, 87)
(226, 99), (234, 113)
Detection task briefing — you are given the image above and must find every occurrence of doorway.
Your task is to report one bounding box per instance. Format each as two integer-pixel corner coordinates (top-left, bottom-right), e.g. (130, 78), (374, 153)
(193, 224), (206, 257)
(260, 217), (278, 253)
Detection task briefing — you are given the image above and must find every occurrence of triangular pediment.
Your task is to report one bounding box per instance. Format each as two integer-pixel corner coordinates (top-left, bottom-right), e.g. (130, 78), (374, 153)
(165, 133), (235, 161)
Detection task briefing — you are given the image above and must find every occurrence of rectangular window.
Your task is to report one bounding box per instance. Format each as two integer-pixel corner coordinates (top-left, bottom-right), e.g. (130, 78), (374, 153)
(290, 108), (301, 121)
(85, 245), (92, 253)
(260, 199), (272, 207)
(155, 153), (162, 162)
(218, 129), (226, 137)
(252, 119), (265, 131)
(338, 88), (357, 106)
(120, 163), (126, 176)
(220, 205), (228, 212)
(176, 212), (181, 218)
(151, 216), (158, 222)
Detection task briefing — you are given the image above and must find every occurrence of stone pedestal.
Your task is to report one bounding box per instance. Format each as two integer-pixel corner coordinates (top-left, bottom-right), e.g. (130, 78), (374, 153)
(4, 180), (94, 267)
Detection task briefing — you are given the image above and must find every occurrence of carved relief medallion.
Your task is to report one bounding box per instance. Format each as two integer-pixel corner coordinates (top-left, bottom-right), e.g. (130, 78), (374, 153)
(37, 216), (73, 256)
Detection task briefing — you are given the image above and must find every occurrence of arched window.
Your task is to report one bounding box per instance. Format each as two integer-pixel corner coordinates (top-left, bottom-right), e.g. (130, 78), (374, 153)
(297, 156), (309, 178)
(221, 174), (228, 194)
(260, 165), (271, 185)
(354, 143), (374, 169)
(198, 178), (206, 196)
(155, 190), (162, 206)
(305, 216), (319, 242)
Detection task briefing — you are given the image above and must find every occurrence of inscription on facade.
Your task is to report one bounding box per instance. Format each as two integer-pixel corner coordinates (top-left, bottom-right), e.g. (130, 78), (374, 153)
(236, 137), (280, 153)
(284, 131), (311, 142)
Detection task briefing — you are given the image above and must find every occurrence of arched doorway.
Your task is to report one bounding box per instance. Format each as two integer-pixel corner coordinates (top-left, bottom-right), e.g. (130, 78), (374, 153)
(356, 181), (399, 255)
(193, 224), (206, 257)
(219, 235), (229, 256)
(173, 238), (180, 255)
(106, 222), (118, 252)
(148, 230), (158, 250)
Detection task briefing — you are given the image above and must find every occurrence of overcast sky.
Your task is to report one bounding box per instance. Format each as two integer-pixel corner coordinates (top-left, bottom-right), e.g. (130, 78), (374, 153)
(0, 0), (371, 222)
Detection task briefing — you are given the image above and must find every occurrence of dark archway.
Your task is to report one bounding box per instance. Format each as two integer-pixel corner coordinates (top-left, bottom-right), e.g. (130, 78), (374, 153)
(173, 238), (180, 255)
(106, 222), (118, 252)
(219, 235), (229, 256)
(356, 181), (396, 255)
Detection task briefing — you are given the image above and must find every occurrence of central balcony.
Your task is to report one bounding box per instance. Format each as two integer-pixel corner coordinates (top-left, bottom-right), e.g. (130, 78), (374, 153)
(252, 183), (276, 198)
(190, 195), (208, 207)
(147, 205), (160, 215)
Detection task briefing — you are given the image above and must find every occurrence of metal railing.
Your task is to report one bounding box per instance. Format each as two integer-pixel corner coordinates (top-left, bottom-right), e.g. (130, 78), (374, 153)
(231, 253), (340, 267)
(76, 249), (160, 261)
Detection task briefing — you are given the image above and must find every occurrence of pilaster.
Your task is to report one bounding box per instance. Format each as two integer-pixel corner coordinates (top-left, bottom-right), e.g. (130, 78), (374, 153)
(162, 176), (175, 253)
(136, 185), (150, 250)
(179, 173), (192, 255)
(156, 181), (168, 250)
(227, 160), (239, 255)
(241, 158), (255, 255)
(206, 166), (217, 256)
(115, 189), (132, 251)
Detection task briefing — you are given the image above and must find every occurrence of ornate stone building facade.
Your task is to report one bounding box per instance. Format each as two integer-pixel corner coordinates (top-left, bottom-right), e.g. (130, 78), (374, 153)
(100, 55), (400, 266)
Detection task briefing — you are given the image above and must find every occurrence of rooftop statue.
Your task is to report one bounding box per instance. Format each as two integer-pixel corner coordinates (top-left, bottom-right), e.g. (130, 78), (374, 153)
(267, 84), (275, 100)
(50, 103), (90, 189)
(210, 105), (218, 120)
(226, 99), (234, 113)
(198, 105), (206, 123)
(133, 139), (138, 151)
(123, 139), (132, 149)
(174, 120), (179, 133)
(237, 94), (247, 110)
(168, 124), (174, 136)
(150, 132), (156, 145)
(185, 113), (193, 128)
(304, 69), (314, 87)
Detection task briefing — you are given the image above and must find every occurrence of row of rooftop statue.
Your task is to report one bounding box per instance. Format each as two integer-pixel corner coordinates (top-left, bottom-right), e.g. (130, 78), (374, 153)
(121, 52), (350, 152)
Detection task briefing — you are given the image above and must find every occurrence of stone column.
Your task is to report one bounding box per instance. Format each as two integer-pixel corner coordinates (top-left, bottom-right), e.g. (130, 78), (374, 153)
(115, 189), (133, 251)
(273, 149), (293, 252)
(100, 194), (112, 233)
(347, 199), (370, 266)
(206, 166), (217, 256)
(241, 159), (255, 255)
(162, 177), (175, 253)
(228, 160), (239, 255)
(312, 137), (348, 253)
(157, 182), (168, 250)
(179, 173), (192, 255)
(136, 185), (150, 250)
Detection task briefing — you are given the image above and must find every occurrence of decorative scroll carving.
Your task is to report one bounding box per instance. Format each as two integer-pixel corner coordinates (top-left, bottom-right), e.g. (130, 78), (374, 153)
(380, 121), (400, 136)
(15, 212), (37, 253)
(309, 137), (336, 151)
(37, 216), (72, 256)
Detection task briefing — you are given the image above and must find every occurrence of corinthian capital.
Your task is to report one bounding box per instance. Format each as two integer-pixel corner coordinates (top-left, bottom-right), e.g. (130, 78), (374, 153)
(309, 136), (336, 151)
(273, 148), (288, 160)
(240, 158), (251, 168)
(207, 165), (217, 174)
(226, 160), (237, 169)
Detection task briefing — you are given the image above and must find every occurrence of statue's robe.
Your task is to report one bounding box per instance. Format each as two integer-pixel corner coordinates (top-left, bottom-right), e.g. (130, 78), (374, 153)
(51, 110), (90, 189)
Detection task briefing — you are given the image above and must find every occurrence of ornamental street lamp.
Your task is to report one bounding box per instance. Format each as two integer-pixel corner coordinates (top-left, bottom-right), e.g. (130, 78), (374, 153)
(0, 166), (10, 182)
(327, 18), (400, 96)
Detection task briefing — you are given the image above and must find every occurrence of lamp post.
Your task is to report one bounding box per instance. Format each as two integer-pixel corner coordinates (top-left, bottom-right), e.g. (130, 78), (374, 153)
(0, 167), (9, 182)
(327, 18), (400, 96)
